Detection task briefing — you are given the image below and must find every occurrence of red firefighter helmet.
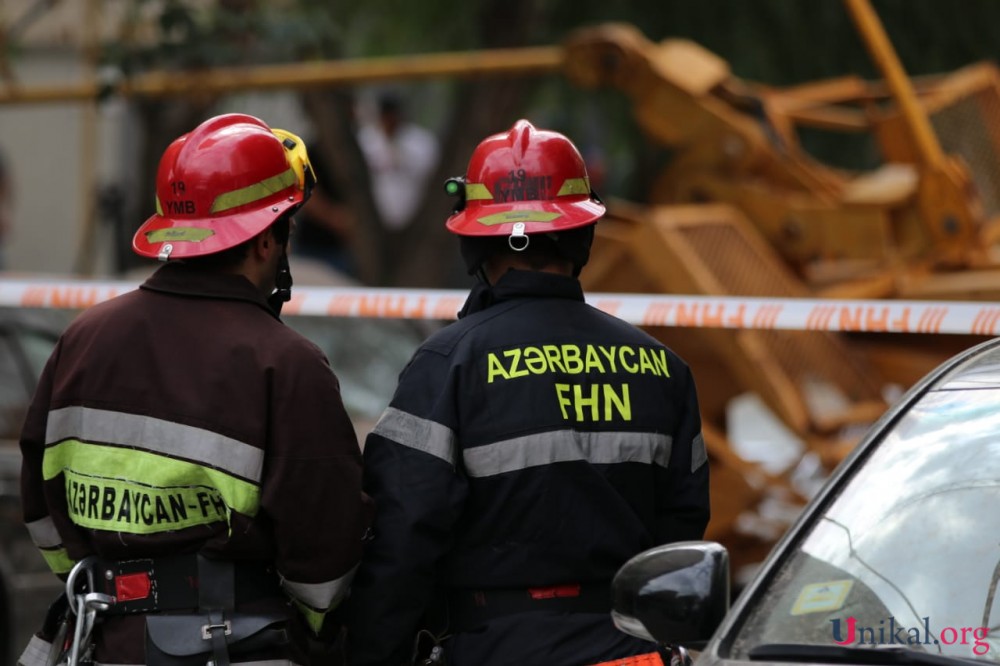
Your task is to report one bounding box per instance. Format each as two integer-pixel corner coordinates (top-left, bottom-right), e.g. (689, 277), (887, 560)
(445, 119), (605, 244)
(133, 113), (315, 260)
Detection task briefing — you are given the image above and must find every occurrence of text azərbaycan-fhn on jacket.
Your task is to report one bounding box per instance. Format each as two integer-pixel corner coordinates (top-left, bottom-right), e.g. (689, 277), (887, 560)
(19, 262), (373, 666)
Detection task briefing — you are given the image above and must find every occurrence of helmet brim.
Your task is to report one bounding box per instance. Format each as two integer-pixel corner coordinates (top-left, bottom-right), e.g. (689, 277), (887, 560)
(132, 195), (301, 260)
(445, 198), (605, 237)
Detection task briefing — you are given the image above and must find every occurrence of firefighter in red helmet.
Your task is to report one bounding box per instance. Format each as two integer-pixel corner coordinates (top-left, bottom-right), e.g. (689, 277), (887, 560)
(19, 114), (373, 666)
(345, 120), (709, 666)
(132, 115), (314, 313)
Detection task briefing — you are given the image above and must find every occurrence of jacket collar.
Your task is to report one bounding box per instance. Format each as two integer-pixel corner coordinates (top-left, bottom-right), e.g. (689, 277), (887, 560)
(139, 262), (279, 319)
(458, 269), (584, 319)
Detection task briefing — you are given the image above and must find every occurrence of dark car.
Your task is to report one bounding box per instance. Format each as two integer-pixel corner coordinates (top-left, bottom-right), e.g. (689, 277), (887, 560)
(0, 308), (76, 666)
(614, 335), (1000, 665)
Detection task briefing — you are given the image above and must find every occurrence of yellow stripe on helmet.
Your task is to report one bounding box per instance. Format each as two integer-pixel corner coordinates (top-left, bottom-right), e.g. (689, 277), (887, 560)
(464, 178), (590, 202)
(209, 168), (297, 214)
(145, 227), (216, 243)
(465, 183), (494, 201)
(477, 210), (562, 226)
(556, 177), (591, 196)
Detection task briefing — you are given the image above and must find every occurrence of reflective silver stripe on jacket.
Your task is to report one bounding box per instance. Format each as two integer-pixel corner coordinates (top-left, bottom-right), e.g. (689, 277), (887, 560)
(46, 406), (264, 482)
(463, 430), (673, 478)
(691, 433), (707, 472)
(281, 564), (358, 610)
(17, 635), (50, 666)
(25, 516), (61, 549)
(372, 407), (456, 466)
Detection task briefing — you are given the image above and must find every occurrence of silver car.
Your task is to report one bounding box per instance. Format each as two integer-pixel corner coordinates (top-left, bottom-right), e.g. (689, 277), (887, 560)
(615, 335), (1000, 665)
(0, 309), (74, 666)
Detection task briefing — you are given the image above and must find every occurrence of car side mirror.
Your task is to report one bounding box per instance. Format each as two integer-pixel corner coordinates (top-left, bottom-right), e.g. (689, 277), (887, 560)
(611, 540), (730, 646)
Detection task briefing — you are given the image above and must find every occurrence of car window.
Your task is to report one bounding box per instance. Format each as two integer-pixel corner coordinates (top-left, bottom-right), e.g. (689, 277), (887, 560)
(0, 333), (27, 440)
(0, 310), (74, 440)
(0, 306), (428, 437)
(728, 387), (1000, 660)
(17, 326), (61, 380)
(269, 315), (432, 434)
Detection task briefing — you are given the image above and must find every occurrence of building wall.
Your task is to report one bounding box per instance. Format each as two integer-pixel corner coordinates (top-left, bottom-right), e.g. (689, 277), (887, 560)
(0, 48), (312, 278)
(0, 52), (111, 275)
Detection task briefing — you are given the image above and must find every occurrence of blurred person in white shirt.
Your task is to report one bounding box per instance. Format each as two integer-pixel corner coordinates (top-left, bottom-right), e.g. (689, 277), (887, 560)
(357, 93), (440, 232)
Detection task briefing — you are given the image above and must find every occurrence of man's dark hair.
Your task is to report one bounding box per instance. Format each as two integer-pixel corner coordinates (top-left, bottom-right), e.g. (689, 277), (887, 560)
(184, 214), (292, 271)
(377, 92), (403, 117)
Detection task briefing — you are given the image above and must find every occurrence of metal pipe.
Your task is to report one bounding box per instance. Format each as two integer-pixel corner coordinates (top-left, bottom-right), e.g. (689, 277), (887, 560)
(73, 0), (101, 275)
(843, 0), (944, 166)
(0, 46), (564, 106)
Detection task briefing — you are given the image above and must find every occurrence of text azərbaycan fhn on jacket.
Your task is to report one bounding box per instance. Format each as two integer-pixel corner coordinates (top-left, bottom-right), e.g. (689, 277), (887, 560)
(346, 269), (710, 665)
(19, 264), (372, 665)
(18, 114), (373, 666)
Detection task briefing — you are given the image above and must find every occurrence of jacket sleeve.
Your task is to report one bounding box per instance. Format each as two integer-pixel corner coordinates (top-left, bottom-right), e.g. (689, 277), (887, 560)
(656, 362), (711, 543)
(262, 341), (374, 634)
(344, 350), (468, 666)
(20, 339), (78, 577)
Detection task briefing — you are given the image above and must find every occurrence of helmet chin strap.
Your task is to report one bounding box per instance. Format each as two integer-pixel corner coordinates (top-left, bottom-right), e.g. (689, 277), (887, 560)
(268, 247), (293, 316)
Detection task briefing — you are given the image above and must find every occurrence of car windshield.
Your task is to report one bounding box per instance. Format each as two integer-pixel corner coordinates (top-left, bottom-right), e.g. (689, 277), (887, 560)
(729, 386), (1000, 661)
(283, 314), (432, 432)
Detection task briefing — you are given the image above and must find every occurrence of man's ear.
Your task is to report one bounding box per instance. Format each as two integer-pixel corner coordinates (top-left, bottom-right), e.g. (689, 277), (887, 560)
(252, 228), (273, 260)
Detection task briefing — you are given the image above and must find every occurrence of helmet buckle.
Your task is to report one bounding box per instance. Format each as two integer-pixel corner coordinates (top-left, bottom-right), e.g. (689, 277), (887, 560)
(157, 243), (173, 262)
(509, 222), (529, 252)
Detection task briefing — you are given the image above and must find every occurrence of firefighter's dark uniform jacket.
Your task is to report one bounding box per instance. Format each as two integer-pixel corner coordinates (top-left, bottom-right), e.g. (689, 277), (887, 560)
(346, 269), (710, 666)
(19, 263), (373, 666)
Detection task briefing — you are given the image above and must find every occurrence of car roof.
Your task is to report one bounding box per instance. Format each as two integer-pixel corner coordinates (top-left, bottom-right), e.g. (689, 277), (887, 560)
(931, 336), (1000, 390)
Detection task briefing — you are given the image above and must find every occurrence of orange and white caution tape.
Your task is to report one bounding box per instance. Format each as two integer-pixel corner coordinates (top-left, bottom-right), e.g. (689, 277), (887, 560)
(2, 276), (998, 335)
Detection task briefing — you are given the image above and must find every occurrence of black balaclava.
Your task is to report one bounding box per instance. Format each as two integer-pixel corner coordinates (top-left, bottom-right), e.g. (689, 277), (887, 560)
(459, 224), (596, 283)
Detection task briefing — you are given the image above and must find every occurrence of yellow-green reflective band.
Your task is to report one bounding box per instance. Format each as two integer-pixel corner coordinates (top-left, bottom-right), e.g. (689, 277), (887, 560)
(156, 196), (163, 215)
(43, 440), (260, 528)
(145, 227), (216, 243)
(476, 210), (561, 226)
(63, 469), (230, 534)
(210, 168), (297, 213)
(292, 598), (329, 635)
(465, 183), (493, 201)
(557, 177), (591, 196)
(40, 547), (75, 575)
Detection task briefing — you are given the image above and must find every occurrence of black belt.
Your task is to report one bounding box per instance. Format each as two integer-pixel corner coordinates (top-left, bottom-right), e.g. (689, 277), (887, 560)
(79, 554), (282, 615)
(448, 582), (611, 633)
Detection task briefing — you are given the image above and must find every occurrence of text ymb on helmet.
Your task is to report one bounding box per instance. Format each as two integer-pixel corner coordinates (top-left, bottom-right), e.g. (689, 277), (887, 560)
(132, 113), (316, 261)
(444, 119), (605, 251)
